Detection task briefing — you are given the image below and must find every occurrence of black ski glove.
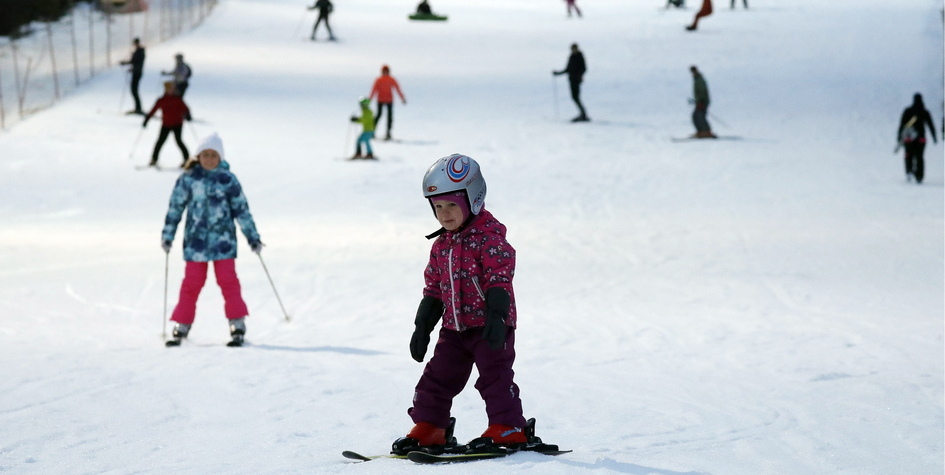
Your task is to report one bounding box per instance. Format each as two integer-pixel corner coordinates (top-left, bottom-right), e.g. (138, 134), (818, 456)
(482, 287), (510, 350)
(410, 296), (443, 362)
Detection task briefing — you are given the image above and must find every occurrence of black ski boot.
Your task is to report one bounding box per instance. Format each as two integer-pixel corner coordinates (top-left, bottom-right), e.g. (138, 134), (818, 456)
(165, 323), (190, 347)
(227, 318), (246, 347)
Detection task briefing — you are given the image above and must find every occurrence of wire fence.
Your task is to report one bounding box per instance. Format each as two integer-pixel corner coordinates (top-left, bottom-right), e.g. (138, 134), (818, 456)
(0, 0), (217, 130)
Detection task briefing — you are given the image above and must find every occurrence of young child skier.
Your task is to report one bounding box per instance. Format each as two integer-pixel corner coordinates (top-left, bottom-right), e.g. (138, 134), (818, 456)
(350, 97), (376, 159)
(143, 81), (192, 168)
(161, 133), (263, 347)
(392, 153), (528, 454)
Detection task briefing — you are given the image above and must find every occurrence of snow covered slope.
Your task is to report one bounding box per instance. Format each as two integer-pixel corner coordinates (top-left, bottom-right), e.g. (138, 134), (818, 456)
(0, 0), (942, 473)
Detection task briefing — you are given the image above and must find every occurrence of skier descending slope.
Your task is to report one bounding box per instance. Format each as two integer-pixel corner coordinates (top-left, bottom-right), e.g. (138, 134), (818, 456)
(393, 153), (538, 454)
(161, 133), (264, 347)
(897, 93), (938, 183)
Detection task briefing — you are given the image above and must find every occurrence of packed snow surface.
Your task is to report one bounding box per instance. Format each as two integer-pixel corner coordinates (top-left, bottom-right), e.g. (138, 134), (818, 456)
(0, 0), (942, 474)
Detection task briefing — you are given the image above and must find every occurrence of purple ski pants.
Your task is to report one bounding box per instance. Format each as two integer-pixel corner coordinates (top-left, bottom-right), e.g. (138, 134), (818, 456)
(170, 259), (249, 325)
(408, 326), (526, 429)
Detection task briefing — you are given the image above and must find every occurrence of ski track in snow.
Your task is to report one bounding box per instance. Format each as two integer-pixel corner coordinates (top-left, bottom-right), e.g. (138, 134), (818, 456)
(0, 0), (943, 474)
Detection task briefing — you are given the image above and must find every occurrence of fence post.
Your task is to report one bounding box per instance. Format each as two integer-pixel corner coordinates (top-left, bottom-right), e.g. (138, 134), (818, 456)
(70, 10), (80, 86)
(46, 22), (61, 100)
(88, 5), (94, 77)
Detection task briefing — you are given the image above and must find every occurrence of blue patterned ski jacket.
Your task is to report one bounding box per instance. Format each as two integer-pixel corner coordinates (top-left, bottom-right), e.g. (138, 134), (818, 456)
(162, 162), (260, 262)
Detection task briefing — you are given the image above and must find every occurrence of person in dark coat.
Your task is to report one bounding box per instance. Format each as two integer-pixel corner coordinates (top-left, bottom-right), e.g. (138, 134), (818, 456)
(690, 66), (716, 138)
(120, 38), (145, 115)
(308, 0), (335, 41)
(897, 93), (938, 183)
(553, 43), (589, 122)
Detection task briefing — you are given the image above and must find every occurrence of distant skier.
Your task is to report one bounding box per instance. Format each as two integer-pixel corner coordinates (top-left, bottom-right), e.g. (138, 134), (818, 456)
(161, 53), (192, 97)
(391, 154), (531, 454)
(689, 65), (717, 138)
(350, 97), (376, 159)
(565, 0), (582, 18)
(162, 133), (263, 347)
(308, 0), (335, 41)
(686, 0), (712, 30)
(731, 0), (747, 8)
(119, 37), (145, 115)
(143, 81), (192, 167)
(416, 0), (432, 15)
(553, 43), (589, 122)
(897, 93), (938, 183)
(369, 65), (406, 140)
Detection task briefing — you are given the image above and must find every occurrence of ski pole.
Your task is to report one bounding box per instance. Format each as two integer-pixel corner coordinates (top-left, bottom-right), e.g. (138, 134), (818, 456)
(293, 9), (309, 40)
(187, 121), (200, 142)
(343, 117), (355, 158)
(129, 127), (145, 160)
(258, 253), (291, 322)
(707, 110), (729, 129)
(119, 69), (129, 113)
(552, 75), (559, 120)
(162, 250), (169, 340)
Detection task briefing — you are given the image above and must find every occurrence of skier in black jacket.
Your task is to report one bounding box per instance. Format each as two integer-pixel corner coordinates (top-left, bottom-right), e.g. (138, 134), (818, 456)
(897, 93), (937, 183)
(553, 43), (589, 122)
(120, 38), (145, 115)
(308, 0), (335, 41)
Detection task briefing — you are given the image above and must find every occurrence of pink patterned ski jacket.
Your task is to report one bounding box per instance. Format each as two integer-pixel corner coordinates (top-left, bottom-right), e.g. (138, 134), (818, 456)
(423, 209), (517, 331)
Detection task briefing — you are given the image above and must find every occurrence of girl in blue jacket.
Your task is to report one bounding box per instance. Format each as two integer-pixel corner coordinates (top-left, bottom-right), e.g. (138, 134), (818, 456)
(161, 133), (262, 345)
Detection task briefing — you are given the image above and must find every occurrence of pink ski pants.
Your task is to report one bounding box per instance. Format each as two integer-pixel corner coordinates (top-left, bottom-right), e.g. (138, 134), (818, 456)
(170, 259), (249, 325)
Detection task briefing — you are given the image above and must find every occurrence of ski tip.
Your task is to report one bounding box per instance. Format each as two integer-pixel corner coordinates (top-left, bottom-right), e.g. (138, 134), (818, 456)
(342, 451), (372, 461)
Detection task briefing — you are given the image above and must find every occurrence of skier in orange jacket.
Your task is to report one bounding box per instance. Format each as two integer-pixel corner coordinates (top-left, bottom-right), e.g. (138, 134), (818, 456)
(369, 65), (406, 141)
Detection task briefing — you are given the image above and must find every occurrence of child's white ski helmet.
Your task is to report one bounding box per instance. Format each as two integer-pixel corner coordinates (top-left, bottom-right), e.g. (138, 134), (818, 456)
(422, 153), (486, 215)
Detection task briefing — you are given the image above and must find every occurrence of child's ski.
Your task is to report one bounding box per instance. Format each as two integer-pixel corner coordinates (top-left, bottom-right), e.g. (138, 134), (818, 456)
(406, 446), (572, 464)
(341, 451), (407, 462)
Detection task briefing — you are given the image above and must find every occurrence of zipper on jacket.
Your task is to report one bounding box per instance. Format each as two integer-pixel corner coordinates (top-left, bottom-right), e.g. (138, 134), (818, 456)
(447, 247), (461, 329)
(471, 276), (484, 300)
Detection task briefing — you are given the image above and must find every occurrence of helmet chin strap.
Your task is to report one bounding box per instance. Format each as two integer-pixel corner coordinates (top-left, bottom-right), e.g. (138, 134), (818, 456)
(425, 213), (476, 240)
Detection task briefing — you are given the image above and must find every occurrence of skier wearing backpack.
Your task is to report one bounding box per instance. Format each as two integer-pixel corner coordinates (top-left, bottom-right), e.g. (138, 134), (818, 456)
(392, 154), (529, 454)
(897, 93), (937, 183)
(162, 53), (192, 97)
(162, 133), (263, 347)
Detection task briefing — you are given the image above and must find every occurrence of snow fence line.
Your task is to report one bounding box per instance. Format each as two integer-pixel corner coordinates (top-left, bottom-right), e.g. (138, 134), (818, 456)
(0, 0), (217, 130)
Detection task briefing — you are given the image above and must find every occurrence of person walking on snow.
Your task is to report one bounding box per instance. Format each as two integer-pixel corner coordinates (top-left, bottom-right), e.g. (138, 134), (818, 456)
(553, 43), (589, 122)
(120, 37), (145, 115)
(689, 66), (716, 138)
(897, 93), (937, 183)
(565, 0), (582, 18)
(369, 65), (406, 140)
(162, 133), (263, 347)
(161, 53), (192, 97)
(308, 0), (335, 41)
(350, 97), (376, 159)
(143, 81), (192, 167)
(392, 154), (530, 454)
(686, 0), (713, 30)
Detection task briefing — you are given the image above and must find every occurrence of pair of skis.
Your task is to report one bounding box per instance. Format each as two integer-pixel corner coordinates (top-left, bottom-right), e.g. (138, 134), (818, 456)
(343, 418), (570, 465)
